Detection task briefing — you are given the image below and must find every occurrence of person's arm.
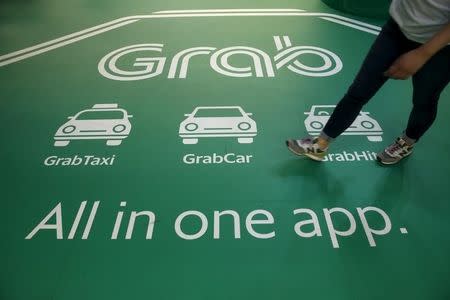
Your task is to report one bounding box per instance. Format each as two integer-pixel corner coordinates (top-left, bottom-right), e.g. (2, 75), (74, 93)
(384, 22), (450, 80)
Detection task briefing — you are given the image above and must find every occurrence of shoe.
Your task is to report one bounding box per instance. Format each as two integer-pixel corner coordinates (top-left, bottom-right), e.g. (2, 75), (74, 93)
(286, 137), (328, 161)
(377, 137), (414, 165)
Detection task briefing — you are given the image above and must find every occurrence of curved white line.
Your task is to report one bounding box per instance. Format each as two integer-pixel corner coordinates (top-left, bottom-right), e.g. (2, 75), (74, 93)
(221, 51), (252, 73)
(179, 49), (216, 78)
(168, 47), (216, 78)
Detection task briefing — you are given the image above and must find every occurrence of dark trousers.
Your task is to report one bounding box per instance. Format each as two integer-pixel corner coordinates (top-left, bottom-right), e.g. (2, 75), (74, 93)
(323, 18), (450, 140)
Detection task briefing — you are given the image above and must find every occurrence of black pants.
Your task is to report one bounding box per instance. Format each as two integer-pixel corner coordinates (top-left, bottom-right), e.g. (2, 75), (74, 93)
(323, 18), (450, 140)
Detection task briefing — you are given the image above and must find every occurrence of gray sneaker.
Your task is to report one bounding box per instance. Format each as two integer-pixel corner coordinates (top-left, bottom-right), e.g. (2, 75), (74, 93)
(286, 137), (328, 161)
(377, 137), (414, 165)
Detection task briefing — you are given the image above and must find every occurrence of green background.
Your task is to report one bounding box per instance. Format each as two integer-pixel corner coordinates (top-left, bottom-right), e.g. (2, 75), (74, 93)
(322, 0), (391, 18)
(1, 1), (449, 300)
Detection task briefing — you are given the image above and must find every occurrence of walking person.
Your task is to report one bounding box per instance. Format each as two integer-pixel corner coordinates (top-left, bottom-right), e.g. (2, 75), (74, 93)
(287, 0), (450, 165)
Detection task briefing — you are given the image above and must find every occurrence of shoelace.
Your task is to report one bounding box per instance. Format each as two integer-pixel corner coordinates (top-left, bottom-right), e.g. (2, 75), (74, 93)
(386, 139), (408, 155)
(298, 138), (319, 153)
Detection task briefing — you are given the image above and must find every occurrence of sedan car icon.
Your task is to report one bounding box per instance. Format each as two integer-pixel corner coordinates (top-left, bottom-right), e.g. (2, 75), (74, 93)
(304, 105), (383, 142)
(179, 106), (257, 144)
(54, 104), (133, 147)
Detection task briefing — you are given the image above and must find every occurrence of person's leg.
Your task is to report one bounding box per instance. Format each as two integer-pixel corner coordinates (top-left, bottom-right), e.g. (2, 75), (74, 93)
(287, 18), (414, 160)
(376, 45), (450, 165)
(321, 18), (411, 140)
(405, 46), (450, 140)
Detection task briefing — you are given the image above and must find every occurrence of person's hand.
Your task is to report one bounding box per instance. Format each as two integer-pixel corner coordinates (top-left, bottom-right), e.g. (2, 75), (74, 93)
(384, 48), (430, 80)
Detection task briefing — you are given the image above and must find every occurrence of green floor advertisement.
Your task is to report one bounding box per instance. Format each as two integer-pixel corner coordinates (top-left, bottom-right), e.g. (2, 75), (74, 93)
(1, 1), (449, 300)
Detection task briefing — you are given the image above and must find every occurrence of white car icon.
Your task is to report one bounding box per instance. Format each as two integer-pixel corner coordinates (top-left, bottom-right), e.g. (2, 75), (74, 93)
(304, 105), (383, 142)
(179, 106), (257, 144)
(54, 104), (132, 147)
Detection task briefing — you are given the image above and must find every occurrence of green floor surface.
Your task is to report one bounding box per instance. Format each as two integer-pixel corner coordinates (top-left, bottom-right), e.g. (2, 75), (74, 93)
(1, 1), (449, 300)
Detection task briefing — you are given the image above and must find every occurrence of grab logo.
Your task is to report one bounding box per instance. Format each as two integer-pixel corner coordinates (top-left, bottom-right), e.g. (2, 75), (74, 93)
(98, 36), (343, 81)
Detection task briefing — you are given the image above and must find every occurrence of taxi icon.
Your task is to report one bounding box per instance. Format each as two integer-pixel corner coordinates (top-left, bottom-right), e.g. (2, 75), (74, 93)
(304, 105), (383, 142)
(179, 106), (257, 144)
(54, 104), (133, 147)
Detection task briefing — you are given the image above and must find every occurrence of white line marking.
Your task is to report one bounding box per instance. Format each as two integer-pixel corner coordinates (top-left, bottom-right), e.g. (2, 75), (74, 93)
(274, 36), (283, 50)
(0, 17), (135, 61)
(154, 9), (306, 14)
(0, 19), (138, 67)
(0, 10), (380, 67)
(320, 17), (380, 35)
(283, 36), (292, 47)
(131, 12), (377, 22)
(131, 12), (381, 32)
(400, 228), (408, 234)
(322, 16), (382, 30)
